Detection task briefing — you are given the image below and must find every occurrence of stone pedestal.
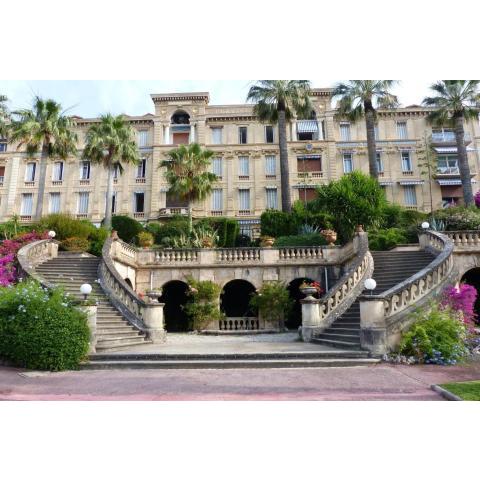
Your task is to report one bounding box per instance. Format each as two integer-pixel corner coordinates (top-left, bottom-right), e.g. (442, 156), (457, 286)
(143, 302), (167, 343)
(359, 297), (387, 355)
(300, 296), (321, 342)
(83, 305), (97, 353)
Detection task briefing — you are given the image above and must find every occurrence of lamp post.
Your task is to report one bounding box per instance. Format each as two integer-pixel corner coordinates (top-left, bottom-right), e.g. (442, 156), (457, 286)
(48, 230), (56, 239)
(421, 221), (430, 230)
(364, 278), (376, 296)
(80, 283), (92, 301)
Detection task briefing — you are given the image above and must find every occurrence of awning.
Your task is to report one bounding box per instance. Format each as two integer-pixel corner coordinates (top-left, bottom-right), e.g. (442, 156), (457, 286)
(297, 154), (321, 160)
(399, 180), (424, 185)
(238, 219), (260, 225)
(434, 147), (457, 154)
(293, 184), (321, 189)
(297, 120), (319, 133)
(265, 185), (277, 189)
(379, 181), (394, 186)
(437, 179), (477, 186)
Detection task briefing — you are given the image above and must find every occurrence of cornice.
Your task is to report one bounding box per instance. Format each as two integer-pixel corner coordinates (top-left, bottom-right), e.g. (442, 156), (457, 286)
(150, 92), (210, 103)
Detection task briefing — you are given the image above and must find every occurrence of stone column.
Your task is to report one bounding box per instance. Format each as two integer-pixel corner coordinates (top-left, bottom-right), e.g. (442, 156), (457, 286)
(291, 120), (297, 141)
(83, 305), (97, 353)
(359, 297), (387, 355)
(47, 240), (59, 259)
(300, 296), (321, 342)
(190, 123), (195, 143)
(164, 124), (170, 145)
(142, 302), (167, 343)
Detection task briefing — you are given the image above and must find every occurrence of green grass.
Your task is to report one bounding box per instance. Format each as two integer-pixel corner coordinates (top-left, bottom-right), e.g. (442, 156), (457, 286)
(440, 380), (480, 400)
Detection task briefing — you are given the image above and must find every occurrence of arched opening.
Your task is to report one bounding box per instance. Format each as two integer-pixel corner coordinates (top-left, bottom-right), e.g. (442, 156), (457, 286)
(221, 280), (257, 318)
(286, 277), (316, 330)
(171, 110), (190, 125)
(124, 278), (133, 289)
(159, 280), (190, 332)
(460, 268), (480, 319)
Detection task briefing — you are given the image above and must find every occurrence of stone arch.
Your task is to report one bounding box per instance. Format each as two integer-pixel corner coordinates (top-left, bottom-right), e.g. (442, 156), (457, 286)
(220, 279), (257, 318)
(159, 280), (191, 332)
(286, 277), (316, 330)
(170, 110), (190, 125)
(460, 267), (480, 318)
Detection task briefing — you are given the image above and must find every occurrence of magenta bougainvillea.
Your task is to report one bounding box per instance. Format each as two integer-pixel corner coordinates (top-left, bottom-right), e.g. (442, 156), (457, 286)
(441, 283), (478, 329)
(475, 191), (480, 208)
(0, 231), (49, 286)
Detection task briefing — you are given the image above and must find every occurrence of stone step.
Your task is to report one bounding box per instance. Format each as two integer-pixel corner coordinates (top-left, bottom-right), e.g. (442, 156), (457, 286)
(324, 327), (360, 335)
(311, 338), (362, 349)
(97, 327), (138, 335)
(95, 339), (153, 351)
(96, 331), (143, 339)
(316, 332), (360, 342)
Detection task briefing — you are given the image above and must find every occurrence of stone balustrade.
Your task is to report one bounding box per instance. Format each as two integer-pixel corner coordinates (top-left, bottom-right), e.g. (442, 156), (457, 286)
(441, 231), (480, 249)
(17, 239), (59, 288)
(359, 230), (454, 354)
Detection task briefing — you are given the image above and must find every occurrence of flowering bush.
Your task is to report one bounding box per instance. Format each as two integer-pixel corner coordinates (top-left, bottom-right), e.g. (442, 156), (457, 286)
(249, 281), (293, 329)
(299, 280), (323, 295)
(441, 284), (477, 329)
(475, 191), (480, 208)
(0, 280), (90, 370)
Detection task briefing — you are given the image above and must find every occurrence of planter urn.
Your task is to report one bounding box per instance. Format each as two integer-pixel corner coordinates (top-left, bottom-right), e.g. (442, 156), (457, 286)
(300, 286), (318, 300)
(146, 289), (162, 303)
(321, 229), (337, 246)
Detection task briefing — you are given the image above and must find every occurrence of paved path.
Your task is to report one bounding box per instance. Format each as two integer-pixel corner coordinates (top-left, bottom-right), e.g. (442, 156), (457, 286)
(1, 361), (480, 400)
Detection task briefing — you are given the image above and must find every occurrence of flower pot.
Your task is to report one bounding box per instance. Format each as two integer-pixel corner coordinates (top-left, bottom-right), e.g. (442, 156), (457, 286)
(202, 238), (214, 248)
(260, 237), (275, 248)
(321, 229), (337, 246)
(300, 286), (318, 297)
(355, 225), (364, 233)
(140, 239), (154, 248)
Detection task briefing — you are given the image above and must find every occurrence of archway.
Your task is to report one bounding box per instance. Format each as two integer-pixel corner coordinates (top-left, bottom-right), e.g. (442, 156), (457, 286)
(286, 277), (316, 330)
(171, 110), (190, 125)
(221, 280), (257, 317)
(160, 280), (190, 332)
(460, 268), (480, 319)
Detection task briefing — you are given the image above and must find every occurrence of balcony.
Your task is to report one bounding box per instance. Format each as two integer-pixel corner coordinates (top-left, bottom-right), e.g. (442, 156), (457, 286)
(210, 210), (223, 217)
(134, 212), (145, 219)
(20, 215), (32, 222)
(0, 176), (4, 186)
(136, 177), (146, 184)
(24, 181), (35, 187)
(79, 179), (90, 186)
(431, 131), (471, 145)
(159, 207), (188, 217)
(237, 210), (251, 216)
(76, 214), (88, 219)
(52, 180), (63, 186)
(402, 170), (414, 176)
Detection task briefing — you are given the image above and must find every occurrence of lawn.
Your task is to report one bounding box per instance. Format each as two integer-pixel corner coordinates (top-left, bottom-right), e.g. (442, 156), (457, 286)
(440, 380), (480, 401)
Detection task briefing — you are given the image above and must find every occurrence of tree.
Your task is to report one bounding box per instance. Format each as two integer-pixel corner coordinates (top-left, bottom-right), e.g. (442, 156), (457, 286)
(83, 114), (140, 229)
(332, 81), (399, 179)
(160, 143), (217, 233)
(9, 97), (77, 220)
(0, 95), (9, 138)
(247, 80), (312, 213)
(423, 80), (480, 207)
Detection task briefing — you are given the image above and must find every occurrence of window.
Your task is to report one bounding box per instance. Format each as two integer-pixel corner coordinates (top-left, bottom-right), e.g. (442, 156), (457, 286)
(401, 151), (412, 172)
(239, 126), (248, 144)
(113, 164), (120, 179)
(397, 121), (407, 139)
(340, 123), (351, 141)
(376, 152), (384, 173)
(211, 189), (223, 211)
(343, 153), (353, 173)
(265, 126), (274, 143)
(212, 157), (222, 178)
(137, 158), (146, 178)
(134, 192), (145, 213)
(374, 124), (379, 140)
(266, 188), (278, 209)
(238, 156), (249, 178)
(437, 155), (459, 175)
(238, 189), (250, 210)
(105, 192), (117, 213)
(21, 193), (33, 215)
(80, 161), (91, 180)
(0, 140), (7, 152)
(211, 127), (223, 145)
(138, 130), (148, 147)
(265, 155), (276, 177)
(52, 161), (64, 181)
(49, 192), (61, 213)
(77, 192), (89, 214)
(25, 162), (36, 182)
(0, 165), (5, 184)
(404, 185), (417, 206)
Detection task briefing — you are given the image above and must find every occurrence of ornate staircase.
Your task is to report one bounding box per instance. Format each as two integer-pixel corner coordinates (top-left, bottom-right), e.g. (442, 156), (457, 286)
(312, 250), (435, 349)
(35, 253), (151, 352)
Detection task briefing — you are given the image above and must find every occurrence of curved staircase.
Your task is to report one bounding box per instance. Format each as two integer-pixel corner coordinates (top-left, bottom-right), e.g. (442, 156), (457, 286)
(312, 250), (435, 350)
(35, 253), (151, 352)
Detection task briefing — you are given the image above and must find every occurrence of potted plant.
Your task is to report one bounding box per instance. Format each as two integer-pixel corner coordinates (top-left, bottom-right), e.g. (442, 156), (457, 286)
(320, 229), (337, 246)
(299, 280), (323, 299)
(137, 231), (154, 249)
(260, 235), (275, 248)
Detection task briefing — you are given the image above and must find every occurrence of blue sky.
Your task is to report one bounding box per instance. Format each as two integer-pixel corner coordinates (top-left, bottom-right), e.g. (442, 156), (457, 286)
(0, 80), (434, 118)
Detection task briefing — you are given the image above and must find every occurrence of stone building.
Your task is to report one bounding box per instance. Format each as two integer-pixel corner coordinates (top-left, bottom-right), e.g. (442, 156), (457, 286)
(1, 88), (479, 236)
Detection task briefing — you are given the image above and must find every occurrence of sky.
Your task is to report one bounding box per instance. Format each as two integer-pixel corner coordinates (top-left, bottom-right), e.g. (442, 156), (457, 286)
(0, 80), (435, 118)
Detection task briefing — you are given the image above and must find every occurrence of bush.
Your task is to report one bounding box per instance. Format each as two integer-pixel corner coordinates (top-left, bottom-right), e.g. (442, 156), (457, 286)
(441, 284), (477, 328)
(37, 214), (94, 240)
(137, 231), (154, 247)
(235, 234), (253, 247)
(380, 204), (427, 229)
(111, 215), (143, 243)
(368, 228), (408, 251)
(249, 281), (293, 328)
(87, 227), (109, 257)
(311, 171), (387, 242)
(61, 237), (90, 252)
(399, 304), (468, 365)
(195, 217), (238, 247)
(274, 233), (327, 247)
(146, 217), (190, 244)
(432, 207), (480, 231)
(260, 210), (298, 237)
(0, 281), (90, 370)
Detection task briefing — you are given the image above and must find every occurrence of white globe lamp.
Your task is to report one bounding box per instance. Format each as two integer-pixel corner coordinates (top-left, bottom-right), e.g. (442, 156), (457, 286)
(365, 278), (377, 295)
(421, 222), (430, 230)
(80, 283), (92, 300)
(48, 230), (56, 238)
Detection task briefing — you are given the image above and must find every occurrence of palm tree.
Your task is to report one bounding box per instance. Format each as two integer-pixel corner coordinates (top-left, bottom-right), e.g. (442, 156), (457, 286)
(423, 80), (480, 207)
(247, 80), (312, 213)
(83, 114), (140, 228)
(0, 95), (9, 138)
(160, 143), (217, 233)
(332, 81), (399, 179)
(9, 97), (78, 219)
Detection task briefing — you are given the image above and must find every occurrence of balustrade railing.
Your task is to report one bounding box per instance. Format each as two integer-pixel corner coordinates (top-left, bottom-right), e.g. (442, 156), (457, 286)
(17, 239), (59, 288)
(216, 248), (260, 262)
(441, 230), (480, 248)
(278, 246), (323, 261)
(219, 317), (260, 331)
(155, 249), (199, 263)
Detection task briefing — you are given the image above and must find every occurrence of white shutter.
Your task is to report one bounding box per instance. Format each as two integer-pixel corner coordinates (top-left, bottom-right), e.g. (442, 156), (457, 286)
(53, 162), (63, 181)
(397, 122), (407, 139)
(137, 159), (146, 178)
(138, 130), (148, 147)
(238, 156), (249, 177)
(49, 193), (60, 213)
(25, 163), (36, 181)
(343, 153), (353, 173)
(21, 193), (33, 215)
(404, 186), (417, 205)
(265, 155), (276, 176)
(376, 152), (383, 173)
(211, 189), (223, 211)
(212, 157), (222, 177)
(238, 189), (250, 210)
(211, 128), (222, 144)
(78, 192), (89, 214)
(340, 123), (351, 141)
(401, 151), (412, 172)
(266, 188), (278, 209)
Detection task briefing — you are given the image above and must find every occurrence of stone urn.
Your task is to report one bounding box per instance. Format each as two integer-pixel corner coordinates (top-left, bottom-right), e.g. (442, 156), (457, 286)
(355, 224), (364, 233)
(202, 237), (214, 248)
(146, 289), (162, 303)
(260, 236), (275, 248)
(300, 286), (318, 300)
(321, 229), (337, 246)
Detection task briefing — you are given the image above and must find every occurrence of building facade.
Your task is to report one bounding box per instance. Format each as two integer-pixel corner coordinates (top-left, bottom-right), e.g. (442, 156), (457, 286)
(1, 88), (479, 236)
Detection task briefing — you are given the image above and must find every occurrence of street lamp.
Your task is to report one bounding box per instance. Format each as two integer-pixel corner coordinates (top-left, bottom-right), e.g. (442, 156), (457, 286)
(364, 278), (377, 296)
(421, 221), (430, 230)
(48, 230), (56, 238)
(80, 283), (92, 301)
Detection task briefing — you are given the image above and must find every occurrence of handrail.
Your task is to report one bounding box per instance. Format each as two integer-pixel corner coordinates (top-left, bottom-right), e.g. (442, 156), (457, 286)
(98, 237), (147, 331)
(440, 230), (480, 248)
(16, 239), (58, 289)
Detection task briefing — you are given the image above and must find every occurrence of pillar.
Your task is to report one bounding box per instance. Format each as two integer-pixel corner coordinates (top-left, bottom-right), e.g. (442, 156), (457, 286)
(142, 302), (167, 343)
(190, 123), (195, 143)
(164, 124), (170, 145)
(359, 297), (387, 355)
(83, 305), (97, 353)
(300, 296), (321, 342)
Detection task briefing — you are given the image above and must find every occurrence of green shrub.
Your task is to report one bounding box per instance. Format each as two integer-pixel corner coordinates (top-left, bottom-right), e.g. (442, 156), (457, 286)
(111, 215), (143, 243)
(195, 217), (238, 247)
(137, 231), (154, 247)
(235, 234), (253, 247)
(37, 213), (94, 240)
(399, 304), (468, 364)
(261, 210), (298, 237)
(368, 228), (408, 251)
(274, 233), (327, 247)
(249, 281), (293, 328)
(145, 217), (190, 244)
(0, 281), (90, 370)
(311, 171), (387, 242)
(88, 227), (109, 257)
(61, 236), (91, 252)
(432, 207), (480, 231)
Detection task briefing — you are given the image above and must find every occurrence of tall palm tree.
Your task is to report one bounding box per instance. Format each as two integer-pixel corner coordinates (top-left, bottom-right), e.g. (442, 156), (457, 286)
(83, 114), (140, 228)
(160, 143), (217, 233)
(247, 80), (312, 213)
(9, 97), (78, 219)
(0, 95), (9, 138)
(423, 80), (480, 207)
(332, 81), (399, 179)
